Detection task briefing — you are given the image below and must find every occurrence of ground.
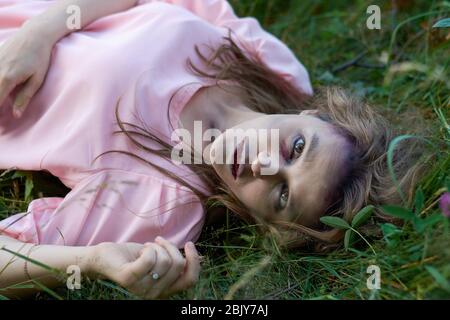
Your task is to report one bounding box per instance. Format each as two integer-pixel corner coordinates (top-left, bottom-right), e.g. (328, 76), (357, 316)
(0, 0), (449, 300)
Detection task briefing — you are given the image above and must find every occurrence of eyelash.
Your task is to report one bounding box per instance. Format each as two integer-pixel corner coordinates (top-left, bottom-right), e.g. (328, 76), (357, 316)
(277, 183), (289, 211)
(289, 135), (306, 161)
(277, 136), (306, 211)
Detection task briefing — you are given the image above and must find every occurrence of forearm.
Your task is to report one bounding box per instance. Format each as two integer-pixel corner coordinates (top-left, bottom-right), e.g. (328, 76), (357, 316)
(23, 0), (139, 45)
(0, 235), (95, 298)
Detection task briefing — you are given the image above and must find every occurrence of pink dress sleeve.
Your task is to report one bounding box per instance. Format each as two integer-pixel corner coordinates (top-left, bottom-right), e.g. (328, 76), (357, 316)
(137, 0), (313, 95)
(0, 169), (205, 249)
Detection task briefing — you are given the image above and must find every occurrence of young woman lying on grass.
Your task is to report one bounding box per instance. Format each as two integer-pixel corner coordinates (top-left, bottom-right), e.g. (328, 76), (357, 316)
(0, 0), (425, 299)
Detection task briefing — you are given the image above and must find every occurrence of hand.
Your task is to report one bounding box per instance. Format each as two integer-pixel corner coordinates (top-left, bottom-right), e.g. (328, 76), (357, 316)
(0, 24), (53, 118)
(88, 237), (201, 299)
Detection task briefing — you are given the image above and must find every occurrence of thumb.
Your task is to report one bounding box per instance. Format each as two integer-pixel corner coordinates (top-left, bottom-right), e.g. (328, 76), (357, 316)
(13, 75), (42, 118)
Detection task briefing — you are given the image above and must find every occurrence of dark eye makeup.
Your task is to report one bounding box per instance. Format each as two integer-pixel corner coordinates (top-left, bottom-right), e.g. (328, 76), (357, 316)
(289, 135), (306, 160)
(276, 183), (289, 211)
(275, 135), (307, 212)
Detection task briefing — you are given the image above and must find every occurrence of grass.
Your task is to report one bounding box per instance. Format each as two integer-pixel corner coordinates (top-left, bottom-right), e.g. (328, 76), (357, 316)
(1, 0), (449, 300)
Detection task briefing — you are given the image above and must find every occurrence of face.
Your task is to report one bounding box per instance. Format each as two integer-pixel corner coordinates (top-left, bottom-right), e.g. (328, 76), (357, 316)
(208, 111), (352, 228)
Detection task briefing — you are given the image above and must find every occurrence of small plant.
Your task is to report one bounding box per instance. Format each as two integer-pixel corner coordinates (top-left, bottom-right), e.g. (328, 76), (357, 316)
(320, 205), (376, 253)
(432, 18), (450, 28)
(381, 187), (446, 234)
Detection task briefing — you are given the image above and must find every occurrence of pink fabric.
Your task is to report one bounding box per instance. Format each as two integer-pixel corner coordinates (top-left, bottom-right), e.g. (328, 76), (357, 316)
(0, 0), (312, 248)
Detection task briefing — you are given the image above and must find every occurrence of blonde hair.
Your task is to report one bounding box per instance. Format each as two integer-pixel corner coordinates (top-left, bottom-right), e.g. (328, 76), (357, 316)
(97, 31), (428, 251)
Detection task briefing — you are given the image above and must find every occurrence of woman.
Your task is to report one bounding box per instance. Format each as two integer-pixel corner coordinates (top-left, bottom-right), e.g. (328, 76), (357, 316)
(0, 0), (423, 299)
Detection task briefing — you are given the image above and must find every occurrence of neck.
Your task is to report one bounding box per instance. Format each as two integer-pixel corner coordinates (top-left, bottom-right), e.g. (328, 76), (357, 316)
(179, 84), (262, 143)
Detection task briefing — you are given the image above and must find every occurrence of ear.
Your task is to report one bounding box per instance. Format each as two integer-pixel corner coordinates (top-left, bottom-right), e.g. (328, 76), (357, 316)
(299, 109), (320, 117)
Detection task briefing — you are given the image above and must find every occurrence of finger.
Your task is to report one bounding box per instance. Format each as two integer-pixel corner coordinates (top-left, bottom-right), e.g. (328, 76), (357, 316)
(165, 241), (201, 295)
(12, 75), (42, 118)
(140, 243), (176, 299)
(149, 243), (172, 280)
(124, 244), (157, 282)
(155, 237), (186, 273)
(0, 77), (16, 109)
(139, 242), (153, 255)
(149, 237), (187, 295)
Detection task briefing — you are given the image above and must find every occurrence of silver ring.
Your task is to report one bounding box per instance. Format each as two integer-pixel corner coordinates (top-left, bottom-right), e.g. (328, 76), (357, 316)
(151, 272), (160, 281)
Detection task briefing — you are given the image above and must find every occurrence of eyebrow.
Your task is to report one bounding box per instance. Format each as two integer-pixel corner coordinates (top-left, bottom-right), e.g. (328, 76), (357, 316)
(303, 133), (320, 163)
(285, 133), (320, 220)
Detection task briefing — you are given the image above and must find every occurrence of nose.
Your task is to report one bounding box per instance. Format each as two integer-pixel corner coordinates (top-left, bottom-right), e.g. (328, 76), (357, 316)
(251, 152), (272, 178)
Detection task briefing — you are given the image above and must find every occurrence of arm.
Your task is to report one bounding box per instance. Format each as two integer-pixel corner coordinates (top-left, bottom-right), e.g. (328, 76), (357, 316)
(0, 235), (200, 299)
(0, 0), (139, 117)
(0, 169), (203, 299)
(24, 0), (140, 45)
(0, 235), (93, 297)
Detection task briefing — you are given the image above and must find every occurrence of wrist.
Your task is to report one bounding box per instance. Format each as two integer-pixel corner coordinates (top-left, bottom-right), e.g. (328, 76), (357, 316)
(81, 243), (111, 280)
(79, 244), (102, 279)
(21, 16), (66, 47)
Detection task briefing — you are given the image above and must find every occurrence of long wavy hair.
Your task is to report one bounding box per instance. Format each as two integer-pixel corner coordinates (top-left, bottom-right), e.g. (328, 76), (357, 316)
(95, 31), (428, 251)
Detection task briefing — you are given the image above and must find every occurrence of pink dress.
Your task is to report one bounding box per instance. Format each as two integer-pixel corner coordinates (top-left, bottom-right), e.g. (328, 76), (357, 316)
(0, 0), (312, 248)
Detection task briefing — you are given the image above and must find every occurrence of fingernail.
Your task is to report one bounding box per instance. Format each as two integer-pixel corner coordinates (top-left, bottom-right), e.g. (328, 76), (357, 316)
(16, 93), (25, 105)
(187, 241), (196, 250)
(13, 109), (22, 118)
(155, 236), (163, 242)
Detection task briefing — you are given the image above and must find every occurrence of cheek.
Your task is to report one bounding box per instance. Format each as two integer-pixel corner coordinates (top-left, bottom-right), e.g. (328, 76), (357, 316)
(232, 180), (269, 215)
(210, 132), (225, 163)
(210, 132), (229, 177)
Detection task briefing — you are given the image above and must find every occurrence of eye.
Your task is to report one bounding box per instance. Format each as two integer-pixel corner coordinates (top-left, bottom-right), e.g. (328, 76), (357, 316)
(291, 136), (306, 159)
(277, 183), (289, 210)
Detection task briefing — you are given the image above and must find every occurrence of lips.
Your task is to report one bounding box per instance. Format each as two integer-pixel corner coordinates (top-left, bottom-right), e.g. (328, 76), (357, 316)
(230, 138), (246, 180)
(232, 149), (239, 179)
